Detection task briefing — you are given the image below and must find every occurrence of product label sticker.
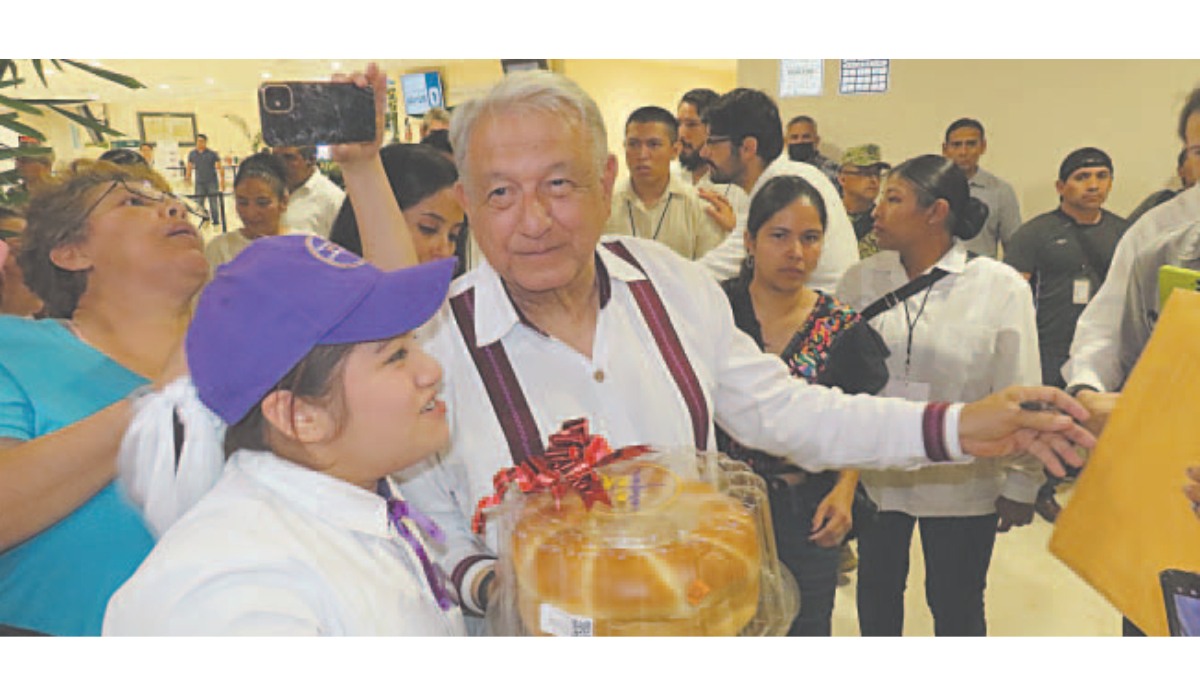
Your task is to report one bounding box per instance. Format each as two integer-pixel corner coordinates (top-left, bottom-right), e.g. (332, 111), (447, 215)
(882, 379), (930, 402)
(540, 602), (594, 637)
(1073, 277), (1092, 305)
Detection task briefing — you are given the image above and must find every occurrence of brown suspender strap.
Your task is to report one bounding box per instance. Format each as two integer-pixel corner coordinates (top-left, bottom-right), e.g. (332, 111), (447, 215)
(448, 288), (545, 468)
(449, 241), (711, 465)
(602, 241), (710, 451)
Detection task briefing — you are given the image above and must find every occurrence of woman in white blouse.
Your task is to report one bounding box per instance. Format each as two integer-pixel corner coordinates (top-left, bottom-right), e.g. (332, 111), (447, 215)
(836, 155), (1042, 637)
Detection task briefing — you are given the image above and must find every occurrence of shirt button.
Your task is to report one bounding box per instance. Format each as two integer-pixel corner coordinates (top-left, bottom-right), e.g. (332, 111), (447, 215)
(593, 370), (605, 383)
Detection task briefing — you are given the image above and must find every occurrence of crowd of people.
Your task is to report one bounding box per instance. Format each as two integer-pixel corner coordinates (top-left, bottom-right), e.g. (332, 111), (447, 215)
(2, 60), (1197, 638)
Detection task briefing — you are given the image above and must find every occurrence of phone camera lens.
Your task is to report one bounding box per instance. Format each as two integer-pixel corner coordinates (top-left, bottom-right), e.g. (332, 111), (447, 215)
(263, 85), (292, 113)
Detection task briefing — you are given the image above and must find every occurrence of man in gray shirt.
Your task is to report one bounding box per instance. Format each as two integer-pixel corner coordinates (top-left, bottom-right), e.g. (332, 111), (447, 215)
(186, 133), (224, 227)
(943, 118), (1022, 258)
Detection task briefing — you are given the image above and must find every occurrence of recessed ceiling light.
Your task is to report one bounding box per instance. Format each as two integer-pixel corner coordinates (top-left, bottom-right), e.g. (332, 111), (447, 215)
(206, 77), (215, 85)
(159, 84), (170, 89)
(261, 72), (272, 79)
(332, 62), (342, 69)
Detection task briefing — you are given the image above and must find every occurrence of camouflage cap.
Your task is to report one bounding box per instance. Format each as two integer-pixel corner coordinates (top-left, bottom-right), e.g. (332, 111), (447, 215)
(840, 144), (890, 171)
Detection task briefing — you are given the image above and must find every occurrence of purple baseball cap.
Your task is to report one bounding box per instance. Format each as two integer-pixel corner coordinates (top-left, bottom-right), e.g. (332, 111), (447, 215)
(187, 234), (455, 424)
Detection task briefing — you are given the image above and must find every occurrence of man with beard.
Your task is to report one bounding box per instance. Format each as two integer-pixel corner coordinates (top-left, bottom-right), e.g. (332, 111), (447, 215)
(696, 89), (859, 290)
(676, 89), (749, 238)
(786, 115), (841, 186)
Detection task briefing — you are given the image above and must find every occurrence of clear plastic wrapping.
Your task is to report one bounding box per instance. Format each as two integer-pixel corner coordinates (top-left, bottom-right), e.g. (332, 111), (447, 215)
(483, 446), (799, 636)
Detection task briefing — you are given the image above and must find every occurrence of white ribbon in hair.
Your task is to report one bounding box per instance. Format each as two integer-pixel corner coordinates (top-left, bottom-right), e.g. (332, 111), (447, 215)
(118, 376), (228, 538)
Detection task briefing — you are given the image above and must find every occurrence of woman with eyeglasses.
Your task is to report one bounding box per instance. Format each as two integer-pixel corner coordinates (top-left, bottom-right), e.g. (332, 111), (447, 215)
(204, 153), (292, 270)
(0, 65), (411, 637)
(835, 155), (1041, 637)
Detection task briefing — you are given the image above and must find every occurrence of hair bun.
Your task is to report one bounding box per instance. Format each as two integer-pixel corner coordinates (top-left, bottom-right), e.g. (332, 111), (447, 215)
(955, 196), (989, 241)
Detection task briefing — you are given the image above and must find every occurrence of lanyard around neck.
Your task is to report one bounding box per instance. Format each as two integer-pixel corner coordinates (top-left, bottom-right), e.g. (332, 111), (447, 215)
(628, 193), (673, 241)
(902, 278), (937, 379)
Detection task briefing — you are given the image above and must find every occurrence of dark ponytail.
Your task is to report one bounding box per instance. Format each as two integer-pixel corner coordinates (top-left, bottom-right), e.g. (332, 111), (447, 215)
(888, 154), (988, 240)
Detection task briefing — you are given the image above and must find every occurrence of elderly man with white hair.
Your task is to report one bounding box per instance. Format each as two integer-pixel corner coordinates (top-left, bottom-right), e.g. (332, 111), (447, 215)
(394, 70), (1095, 630)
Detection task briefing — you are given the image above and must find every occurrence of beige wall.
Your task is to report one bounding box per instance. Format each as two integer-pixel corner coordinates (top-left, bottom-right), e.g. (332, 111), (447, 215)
(563, 60), (737, 178)
(738, 59), (1200, 220)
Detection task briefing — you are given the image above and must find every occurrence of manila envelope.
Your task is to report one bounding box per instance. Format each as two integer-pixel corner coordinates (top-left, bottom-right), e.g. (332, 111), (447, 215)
(1050, 289), (1200, 636)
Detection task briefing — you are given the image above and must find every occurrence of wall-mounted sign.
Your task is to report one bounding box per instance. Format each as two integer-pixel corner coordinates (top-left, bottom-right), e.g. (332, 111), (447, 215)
(779, 59), (824, 98)
(400, 72), (444, 117)
(840, 60), (890, 95)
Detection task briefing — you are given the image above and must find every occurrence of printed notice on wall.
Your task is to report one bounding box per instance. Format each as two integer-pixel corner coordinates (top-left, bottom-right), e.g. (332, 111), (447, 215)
(779, 60), (824, 98)
(839, 60), (890, 94)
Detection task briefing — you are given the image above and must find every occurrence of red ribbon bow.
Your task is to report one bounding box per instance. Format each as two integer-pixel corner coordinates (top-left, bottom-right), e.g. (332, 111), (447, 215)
(472, 419), (651, 534)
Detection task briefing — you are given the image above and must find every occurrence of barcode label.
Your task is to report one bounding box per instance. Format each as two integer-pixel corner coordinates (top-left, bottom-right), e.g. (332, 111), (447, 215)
(539, 603), (594, 637)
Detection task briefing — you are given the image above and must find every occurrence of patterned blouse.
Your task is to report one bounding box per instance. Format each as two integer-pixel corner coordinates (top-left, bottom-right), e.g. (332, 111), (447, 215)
(717, 277), (872, 479)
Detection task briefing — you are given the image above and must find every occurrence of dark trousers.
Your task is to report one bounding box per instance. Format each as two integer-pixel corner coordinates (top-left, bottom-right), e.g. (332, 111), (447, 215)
(768, 484), (840, 637)
(194, 180), (222, 226)
(856, 510), (998, 637)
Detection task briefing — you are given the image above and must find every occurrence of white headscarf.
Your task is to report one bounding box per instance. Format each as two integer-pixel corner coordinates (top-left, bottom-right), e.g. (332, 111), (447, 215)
(118, 376), (228, 538)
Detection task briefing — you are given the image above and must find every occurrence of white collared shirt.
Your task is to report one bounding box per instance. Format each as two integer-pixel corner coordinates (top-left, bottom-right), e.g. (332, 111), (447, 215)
(103, 450), (466, 636)
(1063, 184), (1200, 391)
(837, 242), (1043, 516)
(399, 235), (966, 614)
(604, 175), (724, 260)
(697, 157), (859, 293)
(282, 170), (345, 239)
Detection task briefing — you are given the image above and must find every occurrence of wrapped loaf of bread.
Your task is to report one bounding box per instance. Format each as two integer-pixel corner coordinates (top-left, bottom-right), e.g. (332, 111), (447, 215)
(475, 421), (798, 636)
(509, 460), (761, 636)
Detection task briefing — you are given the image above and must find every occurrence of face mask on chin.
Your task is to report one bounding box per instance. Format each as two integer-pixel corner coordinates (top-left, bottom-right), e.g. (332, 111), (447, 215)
(788, 142), (817, 163)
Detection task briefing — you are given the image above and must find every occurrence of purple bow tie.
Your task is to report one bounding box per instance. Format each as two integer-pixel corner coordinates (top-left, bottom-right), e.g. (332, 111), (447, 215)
(377, 480), (456, 611)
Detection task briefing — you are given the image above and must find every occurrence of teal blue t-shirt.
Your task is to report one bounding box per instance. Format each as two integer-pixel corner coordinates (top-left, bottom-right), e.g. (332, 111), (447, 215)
(0, 317), (155, 636)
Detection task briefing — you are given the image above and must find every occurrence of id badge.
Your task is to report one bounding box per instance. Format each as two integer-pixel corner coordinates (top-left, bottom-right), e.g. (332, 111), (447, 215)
(1073, 277), (1092, 305)
(883, 378), (931, 402)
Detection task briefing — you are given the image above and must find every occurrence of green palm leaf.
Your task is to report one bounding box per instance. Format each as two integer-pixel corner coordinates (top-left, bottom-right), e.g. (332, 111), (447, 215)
(31, 59), (47, 87)
(0, 92), (43, 116)
(0, 147), (53, 161)
(46, 103), (124, 138)
(0, 114), (46, 141)
(60, 59), (145, 89)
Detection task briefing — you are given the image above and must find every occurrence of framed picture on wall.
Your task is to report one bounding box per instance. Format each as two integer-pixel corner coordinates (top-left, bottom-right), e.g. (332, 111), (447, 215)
(138, 112), (198, 148)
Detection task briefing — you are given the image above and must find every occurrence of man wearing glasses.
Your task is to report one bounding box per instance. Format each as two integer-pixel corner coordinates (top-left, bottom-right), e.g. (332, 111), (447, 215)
(696, 88), (859, 291)
(837, 144), (890, 259)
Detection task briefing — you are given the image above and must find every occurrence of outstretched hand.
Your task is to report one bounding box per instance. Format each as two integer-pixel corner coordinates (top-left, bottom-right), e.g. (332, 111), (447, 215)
(959, 385), (1095, 478)
(329, 62), (387, 168)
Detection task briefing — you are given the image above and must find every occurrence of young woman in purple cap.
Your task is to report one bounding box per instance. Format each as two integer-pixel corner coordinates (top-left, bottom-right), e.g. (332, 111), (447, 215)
(103, 234), (462, 635)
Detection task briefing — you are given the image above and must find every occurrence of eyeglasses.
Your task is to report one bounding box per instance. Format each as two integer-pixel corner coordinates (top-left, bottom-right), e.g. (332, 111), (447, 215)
(704, 135), (733, 147)
(80, 178), (211, 231)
